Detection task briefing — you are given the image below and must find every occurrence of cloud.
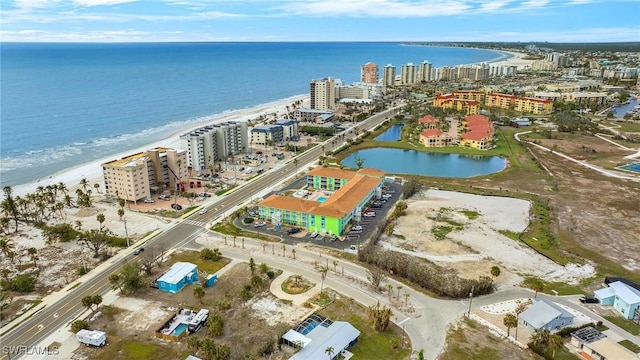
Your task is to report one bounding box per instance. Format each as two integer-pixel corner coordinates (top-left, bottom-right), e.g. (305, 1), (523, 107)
(11, 0), (61, 9)
(72, 0), (137, 6)
(478, 1), (512, 12)
(273, 0), (473, 17)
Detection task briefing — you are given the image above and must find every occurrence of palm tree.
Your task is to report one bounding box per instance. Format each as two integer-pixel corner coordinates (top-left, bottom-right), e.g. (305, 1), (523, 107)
(80, 178), (89, 192)
(193, 285), (205, 304)
(332, 260), (338, 272)
(530, 279), (544, 298)
(354, 155), (365, 169)
(319, 266), (328, 294)
(27, 247), (38, 267)
(503, 313), (518, 337)
(96, 213), (106, 231)
(386, 284), (394, 298)
(117, 208), (125, 220)
(548, 334), (564, 358)
(396, 285), (403, 299)
(291, 248), (296, 260)
(281, 244), (286, 257)
(0, 238), (16, 260)
(325, 346), (334, 359)
(530, 328), (550, 347)
(404, 292), (410, 306)
(186, 336), (201, 355)
(93, 183), (100, 194)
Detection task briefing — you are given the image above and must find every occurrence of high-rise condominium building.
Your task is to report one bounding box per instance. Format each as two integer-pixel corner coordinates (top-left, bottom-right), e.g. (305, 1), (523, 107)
(401, 62), (418, 85)
(419, 61), (432, 82)
(361, 62), (379, 84)
(310, 78), (336, 111)
(382, 64), (396, 87)
(102, 147), (187, 202)
(180, 121), (248, 171)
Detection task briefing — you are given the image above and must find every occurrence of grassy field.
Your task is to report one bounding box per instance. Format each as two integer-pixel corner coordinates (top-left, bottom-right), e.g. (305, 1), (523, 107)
(605, 121), (640, 132)
(168, 249), (231, 274)
(318, 297), (411, 360)
(604, 316), (640, 336)
(88, 338), (178, 360)
(619, 339), (640, 353)
(211, 217), (282, 242)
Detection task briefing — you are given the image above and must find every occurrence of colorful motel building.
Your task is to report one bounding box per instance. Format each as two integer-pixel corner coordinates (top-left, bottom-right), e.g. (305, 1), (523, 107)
(257, 167), (386, 236)
(433, 91), (553, 115)
(433, 94), (480, 115)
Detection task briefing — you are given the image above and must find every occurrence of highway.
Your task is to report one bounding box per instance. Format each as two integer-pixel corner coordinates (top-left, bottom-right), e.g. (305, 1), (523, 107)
(0, 106), (401, 360)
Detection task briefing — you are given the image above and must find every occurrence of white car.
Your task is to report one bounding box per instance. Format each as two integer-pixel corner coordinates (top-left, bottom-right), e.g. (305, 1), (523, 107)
(198, 209), (207, 215)
(352, 225), (363, 231)
(254, 221), (266, 228)
(382, 194), (392, 199)
(143, 198), (155, 203)
(363, 212), (375, 217)
(310, 232), (319, 238)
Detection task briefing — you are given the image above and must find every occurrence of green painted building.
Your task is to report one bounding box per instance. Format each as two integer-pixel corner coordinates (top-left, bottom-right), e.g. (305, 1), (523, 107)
(258, 167), (386, 235)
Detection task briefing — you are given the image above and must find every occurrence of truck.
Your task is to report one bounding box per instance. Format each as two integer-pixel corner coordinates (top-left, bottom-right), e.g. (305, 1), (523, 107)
(76, 329), (107, 347)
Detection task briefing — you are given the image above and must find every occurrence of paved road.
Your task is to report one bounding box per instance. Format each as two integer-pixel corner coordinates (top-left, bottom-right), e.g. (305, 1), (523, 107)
(0, 106), (401, 360)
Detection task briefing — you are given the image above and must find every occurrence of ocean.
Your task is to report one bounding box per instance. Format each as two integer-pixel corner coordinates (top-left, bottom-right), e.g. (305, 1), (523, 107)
(0, 42), (507, 187)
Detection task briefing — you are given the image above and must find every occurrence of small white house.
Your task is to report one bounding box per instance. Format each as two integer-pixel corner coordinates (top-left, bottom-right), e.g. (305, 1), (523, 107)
(518, 299), (574, 332)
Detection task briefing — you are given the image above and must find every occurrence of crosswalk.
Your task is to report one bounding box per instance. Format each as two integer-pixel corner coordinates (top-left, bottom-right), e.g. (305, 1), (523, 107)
(182, 219), (207, 227)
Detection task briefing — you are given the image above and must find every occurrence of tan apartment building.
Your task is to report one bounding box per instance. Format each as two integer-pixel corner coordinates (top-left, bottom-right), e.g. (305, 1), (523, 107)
(420, 129), (452, 147)
(433, 94), (480, 115)
(310, 77), (336, 110)
(513, 97), (553, 114)
(102, 147), (187, 202)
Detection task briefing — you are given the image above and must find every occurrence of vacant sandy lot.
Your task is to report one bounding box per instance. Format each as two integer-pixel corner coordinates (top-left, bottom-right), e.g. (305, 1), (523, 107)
(380, 190), (594, 286)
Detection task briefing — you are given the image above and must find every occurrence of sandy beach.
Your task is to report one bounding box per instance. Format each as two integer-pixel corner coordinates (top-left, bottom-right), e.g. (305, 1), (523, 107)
(10, 94), (309, 198)
(490, 49), (535, 69)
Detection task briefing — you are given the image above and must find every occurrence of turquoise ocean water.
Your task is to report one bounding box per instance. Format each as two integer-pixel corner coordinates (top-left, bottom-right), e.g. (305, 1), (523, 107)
(0, 42), (507, 186)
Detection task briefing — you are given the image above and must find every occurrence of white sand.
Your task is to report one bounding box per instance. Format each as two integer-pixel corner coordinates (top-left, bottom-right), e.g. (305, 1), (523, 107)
(10, 95), (309, 198)
(489, 50), (535, 70)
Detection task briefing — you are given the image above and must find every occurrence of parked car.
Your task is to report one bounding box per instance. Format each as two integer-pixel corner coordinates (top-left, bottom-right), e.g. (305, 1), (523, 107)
(363, 212), (376, 217)
(159, 194), (170, 200)
(352, 225), (363, 231)
(579, 296), (599, 304)
(133, 247), (144, 255)
(310, 232), (319, 238)
(171, 203), (183, 210)
(287, 228), (301, 234)
(198, 209), (207, 215)
(254, 221), (266, 228)
(248, 211), (257, 217)
(144, 198), (155, 203)
(382, 194), (392, 199)
(257, 168), (264, 174)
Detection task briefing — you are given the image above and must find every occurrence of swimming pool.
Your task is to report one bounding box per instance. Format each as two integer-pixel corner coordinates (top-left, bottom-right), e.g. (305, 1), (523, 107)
(317, 196), (327, 203)
(618, 162), (640, 174)
(171, 323), (188, 336)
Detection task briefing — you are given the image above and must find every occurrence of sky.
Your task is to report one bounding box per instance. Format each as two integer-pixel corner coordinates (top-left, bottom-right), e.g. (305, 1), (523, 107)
(1, 0), (639, 43)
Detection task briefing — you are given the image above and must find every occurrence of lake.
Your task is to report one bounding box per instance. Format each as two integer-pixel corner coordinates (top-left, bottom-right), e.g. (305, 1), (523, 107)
(342, 148), (506, 178)
(375, 123), (405, 141)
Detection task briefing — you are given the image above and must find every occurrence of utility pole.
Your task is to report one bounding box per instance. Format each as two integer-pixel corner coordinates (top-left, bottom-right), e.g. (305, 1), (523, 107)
(467, 285), (474, 317)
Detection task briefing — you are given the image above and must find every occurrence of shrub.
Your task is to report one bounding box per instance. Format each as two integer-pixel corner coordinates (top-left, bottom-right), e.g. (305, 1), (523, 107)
(243, 217), (255, 224)
(70, 319), (88, 333)
(77, 265), (89, 276)
(1, 274), (37, 292)
(266, 270), (275, 279)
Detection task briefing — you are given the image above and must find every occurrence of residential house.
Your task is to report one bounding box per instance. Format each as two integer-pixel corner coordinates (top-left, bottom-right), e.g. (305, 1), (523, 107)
(518, 299), (575, 332)
(283, 314), (360, 360)
(582, 338), (638, 360)
(594, 281), (640, 320)
(157, 262), (199, 294)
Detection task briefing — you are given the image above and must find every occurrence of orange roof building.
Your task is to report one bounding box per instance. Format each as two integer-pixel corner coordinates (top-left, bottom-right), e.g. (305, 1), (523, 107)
(257, 168), (386, 235)
(460, 114), (494, 150)
(419, 129), (453, 147)
(418, 115), (439, 129)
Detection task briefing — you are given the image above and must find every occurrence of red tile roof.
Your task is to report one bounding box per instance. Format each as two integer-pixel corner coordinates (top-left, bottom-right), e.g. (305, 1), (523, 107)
(420, 129), (444, 137)
(418, 115), (438, 124)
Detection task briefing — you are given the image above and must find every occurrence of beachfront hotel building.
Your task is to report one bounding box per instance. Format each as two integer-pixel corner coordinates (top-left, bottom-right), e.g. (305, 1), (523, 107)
(293, 108), (335, 124)
(257, 168), (386, 236)
(250, 125), (284, 146)
(420, 129), (453, 147)
(512, 97), (554, 115)
(180, 121), (248, 171)
(382, 64), (396, 87)
(310, 78), (336, 111)
(419, 61), (432, 82)
(102, 147), (187, 202)
(361, 62), (379, 84)
(274, 119), (299, 141)
(401, 62), (418, 85)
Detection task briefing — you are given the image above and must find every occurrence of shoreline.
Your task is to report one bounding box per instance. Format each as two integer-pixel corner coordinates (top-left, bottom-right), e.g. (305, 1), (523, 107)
(9, 94), (308, 198)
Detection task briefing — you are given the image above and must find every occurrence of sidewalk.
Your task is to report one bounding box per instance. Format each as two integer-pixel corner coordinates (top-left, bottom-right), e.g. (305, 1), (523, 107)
(269, 270), (320, 306)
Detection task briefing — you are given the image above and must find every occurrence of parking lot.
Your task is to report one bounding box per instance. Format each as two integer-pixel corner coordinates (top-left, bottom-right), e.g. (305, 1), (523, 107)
(235, 179), (404, 251)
